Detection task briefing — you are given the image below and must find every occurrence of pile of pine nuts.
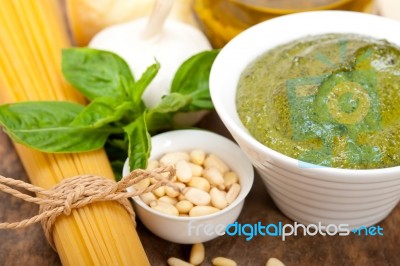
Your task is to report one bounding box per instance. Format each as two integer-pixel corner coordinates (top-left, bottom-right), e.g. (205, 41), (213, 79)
(167, 243), (285, 266)
(136, 150), (241, 217)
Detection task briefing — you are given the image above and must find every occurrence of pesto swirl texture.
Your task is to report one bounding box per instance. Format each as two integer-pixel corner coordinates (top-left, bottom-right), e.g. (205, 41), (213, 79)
(236, 34), (400, 169)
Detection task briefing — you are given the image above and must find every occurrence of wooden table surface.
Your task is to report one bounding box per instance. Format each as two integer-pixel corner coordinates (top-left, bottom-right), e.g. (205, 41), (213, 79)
(0, 111), (398, 266)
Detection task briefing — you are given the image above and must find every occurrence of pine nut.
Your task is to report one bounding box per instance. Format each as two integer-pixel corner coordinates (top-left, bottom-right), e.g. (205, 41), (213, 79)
(153, 186), (166, 197)
(226, 183), (241, 204)
(189, 163), (203, 176)
(190, 149), (205, 165)
(132, 178), (150, 191)
(190, 243), (205, 265)
(175, 182), (186, 191)
(159, 196), (178, 205)
(183, 187), (211, 206)
(203, 167), (224, 186)
(139, 192), (157, 205)
(167, 257), (194, 266)
(204, 154), (229, 174)
(176, 160), (193, 182)
(224, 171), (239, 188)
(189, 206), (220, 217)
(150, 200), (179, 216)
(160, 152), (189, 166)
(175, 200), (193, 214)
(211, 257), (237, 266)
(178, 194), (186, 201)
(146, 160), (159, 170)
(187, 176), (210, 192)
(216, 183), (226, 191)
(165, 185), (180, 198)
(266, 258), (285, 266)
(146, 150), (241, 218)
(210, 187), (228, 209)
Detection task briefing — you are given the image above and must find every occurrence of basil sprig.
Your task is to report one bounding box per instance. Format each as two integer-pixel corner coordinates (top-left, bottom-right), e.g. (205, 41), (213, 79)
(0, 48), (218, 179)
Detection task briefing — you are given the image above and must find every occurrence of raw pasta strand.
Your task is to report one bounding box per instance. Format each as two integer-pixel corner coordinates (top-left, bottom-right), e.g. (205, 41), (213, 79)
(0, 2), (48, 100)
(0, 1), (150, 265)
(15, 0), (62, 100)
(0, 50), (28, 102)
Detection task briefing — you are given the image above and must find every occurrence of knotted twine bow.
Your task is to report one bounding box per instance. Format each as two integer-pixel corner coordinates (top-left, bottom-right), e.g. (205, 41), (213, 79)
(0, 165), (177, 250)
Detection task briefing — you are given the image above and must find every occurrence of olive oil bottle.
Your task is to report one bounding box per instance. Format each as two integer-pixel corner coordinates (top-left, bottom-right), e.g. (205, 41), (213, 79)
(194, 0), (375, 48)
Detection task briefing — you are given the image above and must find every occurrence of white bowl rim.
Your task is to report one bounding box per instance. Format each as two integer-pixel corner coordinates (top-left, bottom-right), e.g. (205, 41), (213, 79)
(210, 10), (400, 179)
(123, 129), (254, 222)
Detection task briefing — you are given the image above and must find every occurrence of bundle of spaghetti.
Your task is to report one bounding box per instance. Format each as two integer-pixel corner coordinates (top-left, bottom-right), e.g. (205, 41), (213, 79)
(0, 1), (149, 265)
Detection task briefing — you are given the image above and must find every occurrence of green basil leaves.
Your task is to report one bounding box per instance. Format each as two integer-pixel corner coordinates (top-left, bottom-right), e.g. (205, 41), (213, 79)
(0, 101), (116, 152)
(0, 48), (218, 178)
(62, 48), (134, 100)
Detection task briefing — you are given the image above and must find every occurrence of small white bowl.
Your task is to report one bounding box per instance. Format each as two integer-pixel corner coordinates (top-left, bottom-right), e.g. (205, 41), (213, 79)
(210, 11), (400, 229)
(123, 129), (254, 244)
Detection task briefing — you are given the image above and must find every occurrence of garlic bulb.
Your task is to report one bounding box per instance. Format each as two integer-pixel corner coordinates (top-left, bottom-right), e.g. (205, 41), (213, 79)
(88, 0), (212, 110)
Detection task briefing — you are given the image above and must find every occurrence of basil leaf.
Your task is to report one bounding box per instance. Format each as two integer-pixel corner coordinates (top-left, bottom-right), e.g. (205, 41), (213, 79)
(151, 93), (192, 114)
(105, 137), (129, 181)
(0, 102), (115, 152)
(145, 112), (173, 133)
(70, 97), (132, 128)
(187, 89), (215, 110)
(171, 50), (219, 111)
(62, 48), (135, 100)
(111, 160), (125, 181)
(131, 62), (160, 105)
(145, 93), (191, 132)
(124, 114), (150, 170)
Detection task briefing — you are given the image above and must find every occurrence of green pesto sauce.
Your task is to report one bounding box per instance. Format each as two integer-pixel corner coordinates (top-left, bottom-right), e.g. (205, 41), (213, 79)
(236, 34), (400, 169)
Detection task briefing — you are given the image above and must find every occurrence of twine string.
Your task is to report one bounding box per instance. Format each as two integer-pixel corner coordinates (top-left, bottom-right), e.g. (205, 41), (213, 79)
(0, 165), (177, 250)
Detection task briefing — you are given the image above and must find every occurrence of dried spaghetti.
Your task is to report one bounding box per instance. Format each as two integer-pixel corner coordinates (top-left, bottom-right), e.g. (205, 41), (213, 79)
(0, 0), (149, 265)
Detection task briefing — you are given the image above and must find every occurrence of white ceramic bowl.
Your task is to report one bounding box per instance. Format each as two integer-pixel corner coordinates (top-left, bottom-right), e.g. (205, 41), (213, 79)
(123, 129), (254, 244)
(210, 11), (400, 229)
